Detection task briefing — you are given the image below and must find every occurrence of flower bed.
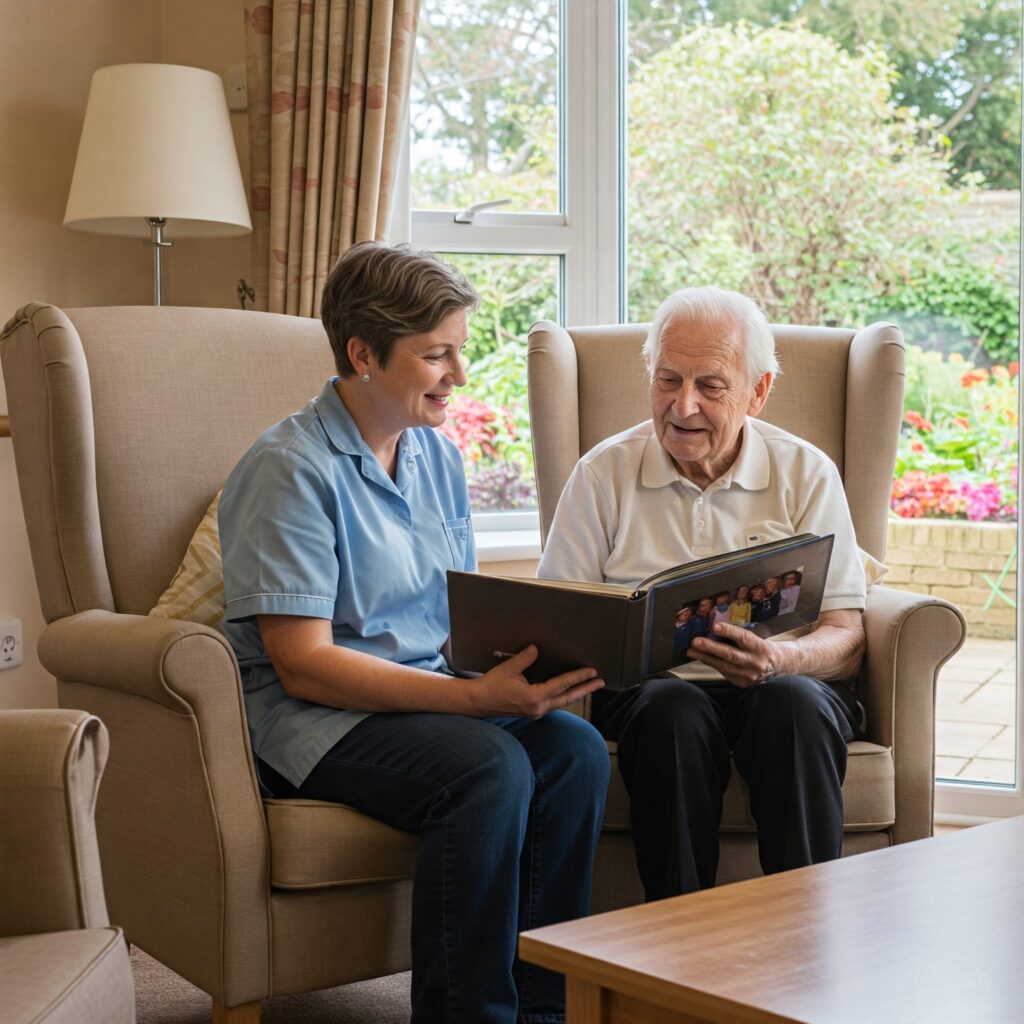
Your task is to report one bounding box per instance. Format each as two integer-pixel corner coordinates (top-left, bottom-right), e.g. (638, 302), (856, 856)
(440, 393), (536, 511)
(886, 346), (1018, 637)
(891, 348), (1018, 523)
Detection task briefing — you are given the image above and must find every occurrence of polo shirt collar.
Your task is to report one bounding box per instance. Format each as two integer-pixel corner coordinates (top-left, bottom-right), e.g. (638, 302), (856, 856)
(315, 377), (423, 460)
(640, 417), (770, 492)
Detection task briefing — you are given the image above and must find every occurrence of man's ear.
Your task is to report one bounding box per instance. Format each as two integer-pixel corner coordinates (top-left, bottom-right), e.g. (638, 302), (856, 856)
(748, 372), (772, 416)
(347, 336), (373, 377)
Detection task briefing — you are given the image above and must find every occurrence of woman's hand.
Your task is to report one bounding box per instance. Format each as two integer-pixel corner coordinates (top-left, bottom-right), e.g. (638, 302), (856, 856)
(471, 645), (605, 719)
(258, 616), (603, 718)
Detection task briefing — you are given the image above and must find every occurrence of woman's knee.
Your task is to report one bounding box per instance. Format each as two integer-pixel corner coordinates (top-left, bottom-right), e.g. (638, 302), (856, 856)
(445, 720), (536, 806)
(544, 710), (612, 784)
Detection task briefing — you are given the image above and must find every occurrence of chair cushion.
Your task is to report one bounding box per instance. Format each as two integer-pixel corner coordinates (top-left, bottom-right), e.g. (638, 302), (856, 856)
(0, 927), (134, 1024)
(603, 739), (895, 832)
(148, 491), (225, 630)
(266, 741), (894, 889)
(265, 798), (419, 889)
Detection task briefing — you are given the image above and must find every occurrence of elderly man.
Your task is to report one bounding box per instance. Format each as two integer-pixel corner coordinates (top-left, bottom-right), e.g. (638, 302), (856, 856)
(537, 286), (867, 901)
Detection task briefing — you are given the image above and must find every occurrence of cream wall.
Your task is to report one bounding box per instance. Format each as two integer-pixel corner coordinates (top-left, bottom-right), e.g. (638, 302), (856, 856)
(0, 0), (252, 708)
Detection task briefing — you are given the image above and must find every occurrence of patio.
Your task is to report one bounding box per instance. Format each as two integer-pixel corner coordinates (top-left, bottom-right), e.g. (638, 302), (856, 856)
(935, 635), (1017, 783)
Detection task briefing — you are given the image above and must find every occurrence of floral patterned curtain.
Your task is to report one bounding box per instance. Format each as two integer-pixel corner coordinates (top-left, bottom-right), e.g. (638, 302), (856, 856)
(245, 0), (419, 315)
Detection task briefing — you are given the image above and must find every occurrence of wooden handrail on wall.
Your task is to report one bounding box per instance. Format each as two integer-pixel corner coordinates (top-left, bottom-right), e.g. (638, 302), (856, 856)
(0, 416), (10, 438)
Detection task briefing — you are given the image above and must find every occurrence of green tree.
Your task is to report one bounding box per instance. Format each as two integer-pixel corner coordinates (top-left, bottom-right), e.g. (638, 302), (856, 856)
(411, 0), (559, 210)
(627, 0), (1022, 187)
(627, 22), (958, 323)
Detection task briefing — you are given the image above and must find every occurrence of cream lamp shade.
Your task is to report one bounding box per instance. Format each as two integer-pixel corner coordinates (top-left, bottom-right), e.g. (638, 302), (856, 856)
(64, 63), (252, 303)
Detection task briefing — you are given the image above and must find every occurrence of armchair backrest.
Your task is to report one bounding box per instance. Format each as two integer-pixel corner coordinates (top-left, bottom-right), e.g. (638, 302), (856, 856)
(2, 303), (335, 621)
(527, 320), (906, 562)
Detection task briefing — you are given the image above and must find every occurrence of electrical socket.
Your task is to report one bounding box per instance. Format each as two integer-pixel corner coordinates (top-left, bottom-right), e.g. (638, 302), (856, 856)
(226, 64), (248, 112)
(0, 618), (22, 671)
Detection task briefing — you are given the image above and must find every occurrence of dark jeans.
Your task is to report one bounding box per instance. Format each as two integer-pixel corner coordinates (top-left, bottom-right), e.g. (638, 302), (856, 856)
(258, 710), (610, 1024)
(592, 675), (860, 901)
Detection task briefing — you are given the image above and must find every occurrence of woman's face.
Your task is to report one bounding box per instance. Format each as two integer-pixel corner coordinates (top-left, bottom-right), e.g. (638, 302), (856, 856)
(366, 309), (469, 435)
(736, 585), (750, 601)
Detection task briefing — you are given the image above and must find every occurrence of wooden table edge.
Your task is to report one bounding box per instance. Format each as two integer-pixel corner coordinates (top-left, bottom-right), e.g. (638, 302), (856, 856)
(520, 932), (797, 1024)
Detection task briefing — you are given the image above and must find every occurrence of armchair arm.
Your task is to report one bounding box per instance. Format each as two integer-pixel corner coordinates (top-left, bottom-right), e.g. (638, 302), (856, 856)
(0, 709), (110, 936)
(861, 585), (966, 843)
(39, 608), (237, 712)
(38, 610), (271, 1004)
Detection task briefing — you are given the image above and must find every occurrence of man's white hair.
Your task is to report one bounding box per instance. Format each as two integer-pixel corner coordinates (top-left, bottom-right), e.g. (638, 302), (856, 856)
(642, 286), (780, 384)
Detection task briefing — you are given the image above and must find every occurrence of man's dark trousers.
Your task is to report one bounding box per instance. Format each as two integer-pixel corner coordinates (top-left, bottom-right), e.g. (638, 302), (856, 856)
(592, 674), (860, 901)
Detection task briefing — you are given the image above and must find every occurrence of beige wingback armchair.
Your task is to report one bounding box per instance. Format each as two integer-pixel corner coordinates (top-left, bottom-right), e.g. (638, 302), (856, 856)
(2, 304), (419, 1023)
(0, 708), (135, 1024)
(528, 320), (968, 906)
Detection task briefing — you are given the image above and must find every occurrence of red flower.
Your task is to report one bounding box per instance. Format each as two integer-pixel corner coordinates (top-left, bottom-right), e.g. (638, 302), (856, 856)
(1009, 361), (1019, 378)
(904, 410), (933, 432)
(960, 368), (990, 388)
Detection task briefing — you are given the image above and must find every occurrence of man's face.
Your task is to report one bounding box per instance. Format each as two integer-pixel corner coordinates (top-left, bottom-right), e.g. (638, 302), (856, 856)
(697, 597), (714, 616)
(676, 606), (693, 624)
(649, 314), (771, 488)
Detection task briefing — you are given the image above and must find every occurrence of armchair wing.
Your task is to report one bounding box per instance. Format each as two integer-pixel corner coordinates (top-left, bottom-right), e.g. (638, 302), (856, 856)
(0, 708), (135, 1024)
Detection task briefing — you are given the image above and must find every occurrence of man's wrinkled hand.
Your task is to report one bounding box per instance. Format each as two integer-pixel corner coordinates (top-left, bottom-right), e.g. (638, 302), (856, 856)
(687, 621), (779, 688)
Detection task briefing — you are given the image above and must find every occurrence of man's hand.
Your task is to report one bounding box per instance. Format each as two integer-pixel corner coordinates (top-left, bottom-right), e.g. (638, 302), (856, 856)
(688, 622), (778, 688)
(687, 609), (866, 688)
(471, 645), (605, 718)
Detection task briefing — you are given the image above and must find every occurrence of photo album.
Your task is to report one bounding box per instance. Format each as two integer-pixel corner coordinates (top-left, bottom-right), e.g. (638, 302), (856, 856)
(447, 534), (834, 688)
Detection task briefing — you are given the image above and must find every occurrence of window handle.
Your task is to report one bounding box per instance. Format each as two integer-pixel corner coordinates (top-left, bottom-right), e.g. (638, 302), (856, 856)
(454, 198), (511, 224)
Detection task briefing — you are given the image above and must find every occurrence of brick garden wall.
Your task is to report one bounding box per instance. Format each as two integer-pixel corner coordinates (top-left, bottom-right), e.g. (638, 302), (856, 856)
(885, 520), (1018, 639)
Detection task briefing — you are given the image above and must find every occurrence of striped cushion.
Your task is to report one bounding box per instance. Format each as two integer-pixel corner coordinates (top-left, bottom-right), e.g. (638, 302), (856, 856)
(148, 492), (225, 630)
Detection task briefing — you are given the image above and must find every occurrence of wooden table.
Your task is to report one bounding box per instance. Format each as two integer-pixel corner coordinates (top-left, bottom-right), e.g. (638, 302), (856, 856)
(520, 816), (1024, 1023)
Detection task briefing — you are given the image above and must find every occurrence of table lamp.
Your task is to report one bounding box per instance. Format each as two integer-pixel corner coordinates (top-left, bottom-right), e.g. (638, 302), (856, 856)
(64, 63), (252, 305)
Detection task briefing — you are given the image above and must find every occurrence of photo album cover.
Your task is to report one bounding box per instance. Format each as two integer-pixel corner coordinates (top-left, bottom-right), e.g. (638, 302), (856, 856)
(447, 533), (834, 688)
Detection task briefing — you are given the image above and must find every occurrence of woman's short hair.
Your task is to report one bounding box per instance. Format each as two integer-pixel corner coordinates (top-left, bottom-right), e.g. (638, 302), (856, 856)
(642, 285), (780, 384)
(321, 242), (480, 377)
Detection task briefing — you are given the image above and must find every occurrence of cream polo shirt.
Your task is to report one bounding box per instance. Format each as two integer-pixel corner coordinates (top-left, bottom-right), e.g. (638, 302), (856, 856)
(537, 416), (866, 614)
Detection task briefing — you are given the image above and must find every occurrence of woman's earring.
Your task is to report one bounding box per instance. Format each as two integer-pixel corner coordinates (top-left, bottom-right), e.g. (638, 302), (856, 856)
(360, 373), (370, 383)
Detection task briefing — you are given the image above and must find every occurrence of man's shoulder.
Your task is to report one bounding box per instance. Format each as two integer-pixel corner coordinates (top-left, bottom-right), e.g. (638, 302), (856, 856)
(579, 419), (654, 470)
(751, 418), (836, 471)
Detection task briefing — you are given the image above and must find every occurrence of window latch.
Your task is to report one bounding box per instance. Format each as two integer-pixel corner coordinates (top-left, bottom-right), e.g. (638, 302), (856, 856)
(454, 198), (511, 224)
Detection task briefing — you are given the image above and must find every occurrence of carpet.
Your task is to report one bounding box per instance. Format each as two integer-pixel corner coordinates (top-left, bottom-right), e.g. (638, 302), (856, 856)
(132, 947), (412, 1024)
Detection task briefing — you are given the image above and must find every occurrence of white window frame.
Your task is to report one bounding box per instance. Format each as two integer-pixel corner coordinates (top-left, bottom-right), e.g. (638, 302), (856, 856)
(398, 0), (623, 555)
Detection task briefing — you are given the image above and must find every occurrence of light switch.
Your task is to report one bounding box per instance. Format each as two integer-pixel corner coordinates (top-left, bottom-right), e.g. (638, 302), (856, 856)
(226, 64), (248, 112)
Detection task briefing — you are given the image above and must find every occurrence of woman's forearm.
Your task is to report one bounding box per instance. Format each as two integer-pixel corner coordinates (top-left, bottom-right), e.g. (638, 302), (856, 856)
(258, 614), (480, 715)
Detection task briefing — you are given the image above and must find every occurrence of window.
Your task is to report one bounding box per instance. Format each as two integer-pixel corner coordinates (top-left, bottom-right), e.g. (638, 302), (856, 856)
(408, 0), (1023, 816)
(408, 0), (621, 519)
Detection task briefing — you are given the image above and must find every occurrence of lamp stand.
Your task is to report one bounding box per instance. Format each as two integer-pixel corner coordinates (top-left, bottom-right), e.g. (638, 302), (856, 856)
(144, 217), (172, 305)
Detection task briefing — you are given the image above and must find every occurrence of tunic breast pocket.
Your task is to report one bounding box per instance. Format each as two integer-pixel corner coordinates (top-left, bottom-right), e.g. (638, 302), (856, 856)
(443, 516), (471, 568)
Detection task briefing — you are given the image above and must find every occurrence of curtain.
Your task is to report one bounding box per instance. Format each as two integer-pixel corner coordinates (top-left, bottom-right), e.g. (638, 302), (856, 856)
(245, 0), (419, 316)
